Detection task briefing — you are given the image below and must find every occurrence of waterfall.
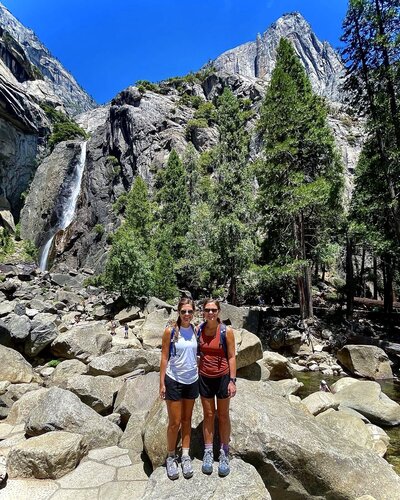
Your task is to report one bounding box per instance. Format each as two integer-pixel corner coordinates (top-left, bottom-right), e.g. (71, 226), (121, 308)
(39, 141), (87, 271)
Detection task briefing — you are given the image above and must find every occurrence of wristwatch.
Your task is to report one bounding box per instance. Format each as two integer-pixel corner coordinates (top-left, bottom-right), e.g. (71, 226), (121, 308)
(229, 377), (237, 384)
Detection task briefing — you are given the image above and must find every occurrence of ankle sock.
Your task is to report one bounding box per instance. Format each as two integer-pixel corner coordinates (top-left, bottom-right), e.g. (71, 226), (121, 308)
(205, 443), (213, 452)
(168, 450), (175, 458)
(221, 443), (229, 454)
(182, 448), (189, 457)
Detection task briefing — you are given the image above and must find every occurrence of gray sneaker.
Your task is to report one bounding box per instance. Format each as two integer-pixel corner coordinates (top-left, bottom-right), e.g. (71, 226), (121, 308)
(202, 449), (214, 474)
(181, 455), (193, 479)
(166, 456), (179, 480)
(218, 449), (230, 477)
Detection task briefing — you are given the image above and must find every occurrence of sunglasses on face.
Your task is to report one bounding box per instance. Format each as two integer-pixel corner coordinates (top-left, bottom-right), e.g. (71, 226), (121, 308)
(204, 308), (218, 313)
(180, 310), (194, 315)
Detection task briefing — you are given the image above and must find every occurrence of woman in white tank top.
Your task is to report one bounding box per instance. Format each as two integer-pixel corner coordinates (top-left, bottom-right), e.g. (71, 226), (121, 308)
(159, 297), (199, 480)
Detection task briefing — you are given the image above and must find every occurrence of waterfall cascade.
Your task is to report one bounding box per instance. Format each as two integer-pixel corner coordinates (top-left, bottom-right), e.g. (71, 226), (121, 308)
(39, 141), (87, 271)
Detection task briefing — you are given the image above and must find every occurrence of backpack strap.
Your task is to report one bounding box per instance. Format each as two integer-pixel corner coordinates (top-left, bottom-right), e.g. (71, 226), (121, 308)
(219, 323), (228, 359)
(168, 327), (176, 359)
(196, 322), (206, 357)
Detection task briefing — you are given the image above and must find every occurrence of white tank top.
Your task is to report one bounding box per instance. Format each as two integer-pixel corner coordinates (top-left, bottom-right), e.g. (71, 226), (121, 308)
(166, 325), (198, 384)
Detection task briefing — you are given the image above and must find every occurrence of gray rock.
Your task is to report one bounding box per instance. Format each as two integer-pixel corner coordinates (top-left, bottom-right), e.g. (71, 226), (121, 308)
(234, 328), (263, 370)
(25, 313), (58, 356)
(7, 430), (87, 479)
(5, 382), (41, 402)
(266, 378), (303, 397)
(25, 387), (123, 449)
(50, 322), (112, 362)
(140, 308), (170, 348)
(219, 303), (248, 329)
(143, 458), (270, 499)
(66, 374), (123, 414)
(88, 349), (160, 377)
(6, 388), (49, 425)
(260, 351), (293, 380)
(237, 361), (270, 381)
(334, 380), (400, 426)
(302, 391), (339, 416)
(114, 371), (159, 424)
(145, 297), (174, 314)
(4, 313), (31, 340)
(337, 345), (393, 380)
(115, 306), (140, 323)
(0, 344), (37, 383)
(48, 359), (88, 388)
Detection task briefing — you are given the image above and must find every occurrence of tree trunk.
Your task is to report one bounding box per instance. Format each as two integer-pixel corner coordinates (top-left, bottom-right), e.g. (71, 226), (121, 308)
(373, 256), (378, 300)
(382, 254), (394, 314)
(360, 246), (366, 297)
(346, 236), (355, 319)
(299, 212), (313, 319)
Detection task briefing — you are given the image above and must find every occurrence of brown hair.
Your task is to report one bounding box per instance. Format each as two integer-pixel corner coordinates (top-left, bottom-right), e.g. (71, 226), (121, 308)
(172, 297), (195, 342)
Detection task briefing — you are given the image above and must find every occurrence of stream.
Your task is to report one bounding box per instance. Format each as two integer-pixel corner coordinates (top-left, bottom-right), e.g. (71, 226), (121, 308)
(296, 371), (400, 475)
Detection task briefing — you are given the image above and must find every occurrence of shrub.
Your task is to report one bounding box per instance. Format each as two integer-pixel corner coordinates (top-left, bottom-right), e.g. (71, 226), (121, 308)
(112, 193), (128, 214)
(48, 121), (88, 150)
(47, 359), (61, 368)
(185, 118), (208, 141)
(94, 224), (105, 237)
(194, 102), (216, 124)
(22, 240), (38, 261)
(136, 80), (160, 93)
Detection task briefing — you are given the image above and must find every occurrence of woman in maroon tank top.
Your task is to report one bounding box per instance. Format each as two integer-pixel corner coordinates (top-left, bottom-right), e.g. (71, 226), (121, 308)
(198, 298), (236, 477)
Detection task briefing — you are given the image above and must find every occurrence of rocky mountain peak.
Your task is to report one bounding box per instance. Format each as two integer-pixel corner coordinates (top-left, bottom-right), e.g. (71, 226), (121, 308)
(0, 2), (96, 115)
(212, 11), (344, 102)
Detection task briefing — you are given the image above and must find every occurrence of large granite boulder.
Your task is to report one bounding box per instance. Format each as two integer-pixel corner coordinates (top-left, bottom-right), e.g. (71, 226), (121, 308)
(48, 359), (89, 388)
(66, 374), (123, 414)
(25, 387), (122, 449)
(0, 345), (37, 383)
(88, 349), (160, 377)
(143, 379), (400, 499)
(337, 345), (393, 380)
(316, 410), (388, 457)
(139, 308), (169, 349)
(3, 313), (31, 340)
(24, 312), (58, 356)
(234, 328), (263, 369)
(219, 303), (248, 330)
(7, 431), (87, 479)
(143, 458), (270, 500)
(6, 388), (49, 425)
(302, 391), (339, 416)
(333, 380), (400, 426)
(50, 322), (112, 362)
(114, 371), (159, 425)
(260, 351), (293, 380)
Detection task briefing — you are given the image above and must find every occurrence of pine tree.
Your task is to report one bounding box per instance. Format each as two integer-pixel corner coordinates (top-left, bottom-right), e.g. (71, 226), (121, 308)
(342, 0), (400, 312)
(125, 176), (154, 248)
(211, 88), (256, 305)
(257, 38), (344, 318)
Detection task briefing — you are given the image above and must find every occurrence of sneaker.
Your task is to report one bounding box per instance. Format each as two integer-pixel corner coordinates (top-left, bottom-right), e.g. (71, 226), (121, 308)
(202, 449), (214, 475)
(218, 449), (230, 477)
(181, 455), (193, 479)
(166, 456), (179, 480)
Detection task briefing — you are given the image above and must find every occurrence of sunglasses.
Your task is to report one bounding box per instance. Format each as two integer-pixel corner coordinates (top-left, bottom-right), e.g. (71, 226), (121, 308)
(204, 308), (218, 313)
(180, 310), (194, 315)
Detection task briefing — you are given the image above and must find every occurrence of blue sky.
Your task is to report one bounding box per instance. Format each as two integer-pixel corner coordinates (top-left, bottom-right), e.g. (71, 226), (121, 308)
(2, 0), (349, 104)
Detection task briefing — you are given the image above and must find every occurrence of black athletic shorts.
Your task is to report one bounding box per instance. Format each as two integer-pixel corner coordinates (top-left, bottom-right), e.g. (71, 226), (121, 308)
(165, 374), (199, 401)
(199, 373), (230, 399)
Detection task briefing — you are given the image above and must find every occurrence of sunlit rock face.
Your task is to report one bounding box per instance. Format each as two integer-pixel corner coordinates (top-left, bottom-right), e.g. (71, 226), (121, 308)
(0, 3), (96, 116)
(212, 12), (344, 102)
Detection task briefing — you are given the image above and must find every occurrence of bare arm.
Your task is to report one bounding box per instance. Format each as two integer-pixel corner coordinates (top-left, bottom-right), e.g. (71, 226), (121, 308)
(226, 327), (237, 397)
(159, 327), (171, 399)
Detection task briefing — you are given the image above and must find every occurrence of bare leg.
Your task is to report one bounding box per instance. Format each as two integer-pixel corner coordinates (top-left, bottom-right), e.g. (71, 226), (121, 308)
(201, 397), (216, 445)
(217, 397), (230, 445)
(166, 400), (182, 452)
(181, 399), (195, 449)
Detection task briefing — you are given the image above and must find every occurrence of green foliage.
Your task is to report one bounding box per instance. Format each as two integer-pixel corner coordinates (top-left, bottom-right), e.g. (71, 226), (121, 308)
(104, 228), (153, 304)
(194, 102), (217, 124)
(83, 274), (105, 287)
(94, 224), (105, 237)
(112, 193), (128, 214)
(14, 223), (21, 241)
(178, 94), (204, 108)
(136, 80), (160, 93)
(125, 176), (154, 248)
(22, 240), (38, 261)
(48, 121), (88, 150)
(152, 229), (179, 302)
(47, 359), (61, 368)
(185, 118), (208, 141)
(0, 228), (14, 262)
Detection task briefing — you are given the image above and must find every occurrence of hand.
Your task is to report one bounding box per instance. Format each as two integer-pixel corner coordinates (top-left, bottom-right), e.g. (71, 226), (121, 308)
(228, 381), (236, 398)
(159, 384), (166, 400)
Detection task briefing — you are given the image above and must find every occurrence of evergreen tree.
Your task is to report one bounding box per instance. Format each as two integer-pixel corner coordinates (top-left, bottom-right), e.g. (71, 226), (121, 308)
(152, 228), (179, 302)
(156, 149), (191, 262)
(125, 176), (154, 247)
(257, 38), (344, 318)
(342, 0), (400, 311)
(211, 88), (256, 305)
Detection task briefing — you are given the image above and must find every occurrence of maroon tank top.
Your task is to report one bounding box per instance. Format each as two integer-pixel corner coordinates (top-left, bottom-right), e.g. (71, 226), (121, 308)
(199, 324), (229, 377)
